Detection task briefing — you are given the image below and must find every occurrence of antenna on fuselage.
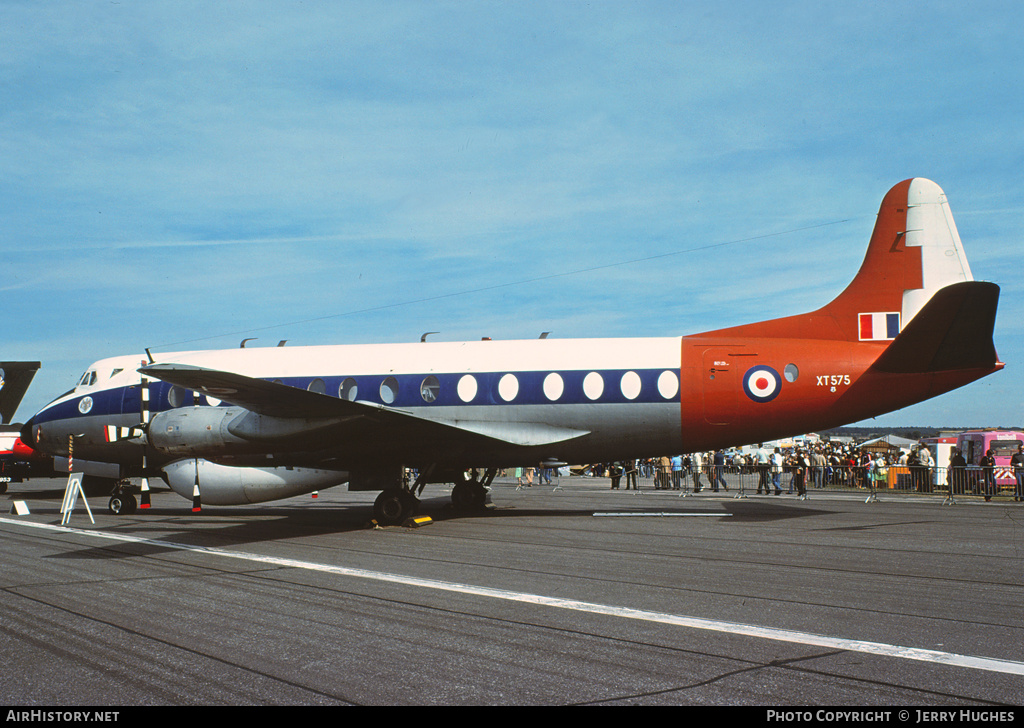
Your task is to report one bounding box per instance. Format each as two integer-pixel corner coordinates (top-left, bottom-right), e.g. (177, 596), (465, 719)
(421, 332), (439, 342)
(240, 338), (257, 348)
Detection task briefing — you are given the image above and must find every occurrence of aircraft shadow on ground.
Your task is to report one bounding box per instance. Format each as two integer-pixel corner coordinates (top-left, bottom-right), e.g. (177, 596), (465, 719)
(12, 483), (830, 561)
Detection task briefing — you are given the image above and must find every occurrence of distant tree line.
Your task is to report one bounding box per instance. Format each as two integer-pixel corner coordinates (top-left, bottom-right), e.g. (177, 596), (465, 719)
(822, 425), (1024, 441)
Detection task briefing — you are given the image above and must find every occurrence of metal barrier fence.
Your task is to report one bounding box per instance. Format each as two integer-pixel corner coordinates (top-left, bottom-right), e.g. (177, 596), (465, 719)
(495, 465), (1024, 502)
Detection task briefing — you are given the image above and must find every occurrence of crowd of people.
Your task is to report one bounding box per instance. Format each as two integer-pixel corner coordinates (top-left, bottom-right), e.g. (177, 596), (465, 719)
(512, 440), (1024, 501)
(591, 442), (938, 496)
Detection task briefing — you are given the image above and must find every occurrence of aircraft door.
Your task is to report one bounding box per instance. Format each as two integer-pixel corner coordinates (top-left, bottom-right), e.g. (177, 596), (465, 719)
(121, 383), (142, 419)
(680, 341), (760, 450)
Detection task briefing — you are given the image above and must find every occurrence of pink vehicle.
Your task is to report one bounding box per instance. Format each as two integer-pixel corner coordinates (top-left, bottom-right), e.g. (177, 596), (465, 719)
(956, 431), (1024, 492)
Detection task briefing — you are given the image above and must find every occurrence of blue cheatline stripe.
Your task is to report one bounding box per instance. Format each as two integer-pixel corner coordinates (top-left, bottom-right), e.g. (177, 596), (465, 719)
(38, 368), (683, 424)
(276, 368), (680, 408)
(3, 517), (1024, 677)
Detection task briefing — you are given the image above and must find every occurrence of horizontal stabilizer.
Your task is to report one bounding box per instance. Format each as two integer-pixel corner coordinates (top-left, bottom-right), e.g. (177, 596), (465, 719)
(0, 361), (41, 424)
(869, 281), (1000, 374)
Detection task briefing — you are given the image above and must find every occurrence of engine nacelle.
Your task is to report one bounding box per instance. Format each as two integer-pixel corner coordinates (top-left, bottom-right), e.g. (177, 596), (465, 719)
(162, 458), (348, 505)
(148, 407), (346, 457)
(148, 407), (248, 457)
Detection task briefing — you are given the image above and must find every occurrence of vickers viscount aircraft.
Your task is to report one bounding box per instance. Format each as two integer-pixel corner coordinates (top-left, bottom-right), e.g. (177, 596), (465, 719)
(20, 179), (1002, 524)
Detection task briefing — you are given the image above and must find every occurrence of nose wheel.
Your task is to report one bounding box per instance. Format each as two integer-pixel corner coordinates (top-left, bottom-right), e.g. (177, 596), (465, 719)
(108, 492), (138, 515)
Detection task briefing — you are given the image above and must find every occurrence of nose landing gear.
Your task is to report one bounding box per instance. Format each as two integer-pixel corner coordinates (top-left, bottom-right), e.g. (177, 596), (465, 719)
(107, 479), (139, 515)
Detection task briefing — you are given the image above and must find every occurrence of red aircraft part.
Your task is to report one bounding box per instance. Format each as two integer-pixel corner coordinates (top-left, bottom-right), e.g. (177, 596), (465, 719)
(677, 178), (1002, 452)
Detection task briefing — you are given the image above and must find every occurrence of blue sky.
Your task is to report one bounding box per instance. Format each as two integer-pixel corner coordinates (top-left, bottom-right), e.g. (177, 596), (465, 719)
(2, 1), (1021, 428)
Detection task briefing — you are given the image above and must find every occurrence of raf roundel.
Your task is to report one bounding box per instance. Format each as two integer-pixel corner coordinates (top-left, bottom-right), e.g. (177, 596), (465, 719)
(743, 365), (782, 403)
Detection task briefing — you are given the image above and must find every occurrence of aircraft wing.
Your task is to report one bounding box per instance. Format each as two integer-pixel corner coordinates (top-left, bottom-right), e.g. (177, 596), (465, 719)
(139, 363), (589, 448)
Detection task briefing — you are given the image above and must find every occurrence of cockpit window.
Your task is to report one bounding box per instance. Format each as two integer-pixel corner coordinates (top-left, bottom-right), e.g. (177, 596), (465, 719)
(78, 371), (97, 387)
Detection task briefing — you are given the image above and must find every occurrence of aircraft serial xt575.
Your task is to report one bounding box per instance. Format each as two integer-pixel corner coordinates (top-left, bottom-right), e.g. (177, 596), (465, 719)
(20, 179), (1002, 524)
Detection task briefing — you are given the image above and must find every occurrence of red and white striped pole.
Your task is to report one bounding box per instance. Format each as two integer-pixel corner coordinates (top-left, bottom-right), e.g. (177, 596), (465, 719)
(139, 376), (151, 509)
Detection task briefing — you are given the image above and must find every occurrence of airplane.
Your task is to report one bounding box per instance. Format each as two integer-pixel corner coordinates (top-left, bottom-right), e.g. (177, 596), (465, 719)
(0, 361), (42, 492)
(0, 429), (44, 492)
(18, 179), (1002, 523)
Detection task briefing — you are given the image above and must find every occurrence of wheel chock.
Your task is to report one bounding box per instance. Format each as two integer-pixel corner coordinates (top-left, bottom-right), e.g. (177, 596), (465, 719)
(404, 515), (433, 528)
(10, 501), (30, 515)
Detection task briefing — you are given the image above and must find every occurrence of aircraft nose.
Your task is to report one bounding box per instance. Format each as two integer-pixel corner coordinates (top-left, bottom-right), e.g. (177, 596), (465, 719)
(12, 437), (34, 458)
(19, 417), (37, 449)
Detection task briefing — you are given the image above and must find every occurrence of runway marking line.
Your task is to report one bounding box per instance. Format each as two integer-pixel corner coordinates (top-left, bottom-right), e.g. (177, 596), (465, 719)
(4, 516), (1024, 677)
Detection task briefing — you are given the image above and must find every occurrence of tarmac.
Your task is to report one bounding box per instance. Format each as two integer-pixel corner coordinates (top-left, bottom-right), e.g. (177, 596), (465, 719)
(2, 473), (1023, 706)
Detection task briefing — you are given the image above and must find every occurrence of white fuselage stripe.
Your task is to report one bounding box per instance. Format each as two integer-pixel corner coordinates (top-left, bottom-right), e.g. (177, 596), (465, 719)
(4, 517), (1023, 677)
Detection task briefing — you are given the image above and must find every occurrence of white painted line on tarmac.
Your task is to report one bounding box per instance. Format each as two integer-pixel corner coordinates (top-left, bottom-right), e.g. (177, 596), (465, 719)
(5, 516), (1024, 677)
(592, 512), (730, 517)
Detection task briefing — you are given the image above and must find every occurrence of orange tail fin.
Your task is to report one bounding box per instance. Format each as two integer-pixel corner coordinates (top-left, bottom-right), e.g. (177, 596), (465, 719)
(705, 178), (976, 343)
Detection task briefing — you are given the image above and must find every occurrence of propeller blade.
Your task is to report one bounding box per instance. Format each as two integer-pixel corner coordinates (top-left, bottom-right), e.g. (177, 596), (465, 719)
(192, 459), (202, 512)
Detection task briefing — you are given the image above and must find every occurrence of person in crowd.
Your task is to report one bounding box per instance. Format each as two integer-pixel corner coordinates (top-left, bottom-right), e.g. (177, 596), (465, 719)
(979, 448), (996, 501)
(609, 461), (623, 490)
(770, 447), (784, 495)
(691, 451), (704, 492)
(671, 454), (683, 490)
(624, 459), (639, 490)
(656, 455), (671, 490)
(918, 446), (933, 493)
(712, 449), (728, 492)
(792, 449), (810, 498)
(907, 447), (921, 491)
(870, 452), (888, 489)
(755, 444), (771, 494)
(1011, 442), (1024, 502)
(948, 447), (967, 495)
(809, 448), (825, 488)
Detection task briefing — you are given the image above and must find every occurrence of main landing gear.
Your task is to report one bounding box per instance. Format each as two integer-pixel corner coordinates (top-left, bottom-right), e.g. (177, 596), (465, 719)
(451, 469), (494, 510)
(373, 488), (419, 526)
(372, 467), (496, 526)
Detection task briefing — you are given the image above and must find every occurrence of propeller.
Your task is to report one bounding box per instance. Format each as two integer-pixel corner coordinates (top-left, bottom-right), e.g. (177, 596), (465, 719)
(103, 376), (155, 509)
(139, 376), (152, 509)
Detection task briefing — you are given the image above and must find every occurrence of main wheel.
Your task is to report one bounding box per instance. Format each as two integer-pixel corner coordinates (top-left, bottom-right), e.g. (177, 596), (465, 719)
(451, 481), (487, 511)
(373, 489), (416, 526)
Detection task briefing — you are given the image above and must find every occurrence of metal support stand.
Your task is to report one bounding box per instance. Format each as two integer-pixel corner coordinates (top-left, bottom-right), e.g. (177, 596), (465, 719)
(61, 472), (94, 525)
